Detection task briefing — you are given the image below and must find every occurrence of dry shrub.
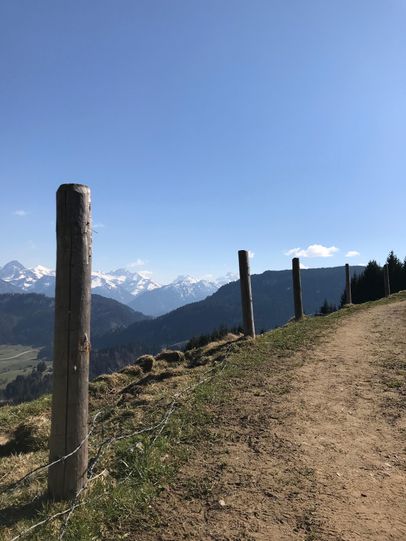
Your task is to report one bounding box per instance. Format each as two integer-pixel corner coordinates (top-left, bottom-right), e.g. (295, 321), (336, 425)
(156, 350), (185, 364)
(3, 415), (50, 454)
(134, 355), (155, 372)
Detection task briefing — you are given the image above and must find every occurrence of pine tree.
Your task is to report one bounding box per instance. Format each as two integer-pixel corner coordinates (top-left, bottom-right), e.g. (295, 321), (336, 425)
(339, 251), (406, 306)
(351, 260), (383, 303)
(319, 299), (337, 315)
(386, 251), (405, 293)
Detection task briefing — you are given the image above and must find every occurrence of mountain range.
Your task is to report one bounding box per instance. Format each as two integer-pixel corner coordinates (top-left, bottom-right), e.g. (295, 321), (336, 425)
(0, 279), (20, 294)
(129, 275), (218, 316)
(0, 261), (234, 315)
(0, 265), (364, 380)
(0, 293), (149, 353)
(96, 265), (364, 352)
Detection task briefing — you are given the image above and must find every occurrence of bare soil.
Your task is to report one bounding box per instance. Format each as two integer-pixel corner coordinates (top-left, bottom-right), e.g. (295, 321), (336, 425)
(136, 301), (406, 540)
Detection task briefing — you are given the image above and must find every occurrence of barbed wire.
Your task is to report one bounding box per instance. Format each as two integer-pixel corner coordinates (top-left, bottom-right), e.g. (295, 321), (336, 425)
(0, 411), (103, 494)
(1, 387), (132, 495)
(4, 346), (233, 541)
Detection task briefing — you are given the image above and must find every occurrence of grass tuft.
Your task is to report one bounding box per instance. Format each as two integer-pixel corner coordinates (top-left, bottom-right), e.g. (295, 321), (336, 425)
(0, 292), (405, 539)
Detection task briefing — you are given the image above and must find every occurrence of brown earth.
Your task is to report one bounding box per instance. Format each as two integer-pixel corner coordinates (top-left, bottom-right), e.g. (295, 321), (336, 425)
(136, 301), (406, 541)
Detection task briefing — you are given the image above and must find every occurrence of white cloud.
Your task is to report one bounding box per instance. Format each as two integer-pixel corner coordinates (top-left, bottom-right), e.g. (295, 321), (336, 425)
(300, 262), (309, 269)
(345, 250), (360, 258)
(126, 259), (146, 268)
(285, 244), (339, 258)
(13, 210), (28, 217)
(93, 222), (105, 229)
(248, 250), (255, 259)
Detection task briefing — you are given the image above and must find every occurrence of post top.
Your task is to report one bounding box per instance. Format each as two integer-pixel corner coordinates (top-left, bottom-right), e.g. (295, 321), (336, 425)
(57, 183), (90, 193)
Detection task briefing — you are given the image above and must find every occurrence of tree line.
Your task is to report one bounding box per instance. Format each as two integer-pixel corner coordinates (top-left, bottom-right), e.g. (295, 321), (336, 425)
(340, 251), (406, 306)
(4, 361), (52, 403)
(318, 251), (405, 315)
(184, 325), (244, 351)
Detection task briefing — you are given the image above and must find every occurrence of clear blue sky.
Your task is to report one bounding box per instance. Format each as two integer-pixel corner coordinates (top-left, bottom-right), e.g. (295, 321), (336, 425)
(1, 0), (405, 283)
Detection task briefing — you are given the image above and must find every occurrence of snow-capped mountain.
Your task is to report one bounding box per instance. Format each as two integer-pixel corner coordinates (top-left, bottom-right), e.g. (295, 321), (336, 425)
(0, 261), (236, 314)
(91, 268), (160, 305)
(215, 272), (238, 286)
(129, 275), (220, 316)
(0, 261), (160, 304)
(0, 261), (55, 292)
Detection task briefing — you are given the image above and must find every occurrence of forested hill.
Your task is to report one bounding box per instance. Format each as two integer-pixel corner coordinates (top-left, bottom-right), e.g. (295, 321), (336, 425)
(0, 293), (149, 350)
(97, 265), (363, 351)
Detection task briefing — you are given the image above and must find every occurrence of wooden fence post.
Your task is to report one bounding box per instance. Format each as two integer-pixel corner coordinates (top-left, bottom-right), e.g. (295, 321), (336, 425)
(48, 184), (92, 501)
(238, 250), (256, 338)
(345, 263), (352, 305)
(383, 264), (391, 297)
(292, 257), (304, 321)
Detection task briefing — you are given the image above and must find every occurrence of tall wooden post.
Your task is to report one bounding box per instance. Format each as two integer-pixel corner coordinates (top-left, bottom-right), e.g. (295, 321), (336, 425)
(48, 184), (92, 501)
(383, 264), (391, 297)
(292, 257), (304, 321)
(238, 250), (255, 338)
(345, 263), (352, 305)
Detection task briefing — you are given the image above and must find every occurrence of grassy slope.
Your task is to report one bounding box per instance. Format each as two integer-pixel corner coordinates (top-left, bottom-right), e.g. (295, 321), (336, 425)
(0, 292), (405, 540)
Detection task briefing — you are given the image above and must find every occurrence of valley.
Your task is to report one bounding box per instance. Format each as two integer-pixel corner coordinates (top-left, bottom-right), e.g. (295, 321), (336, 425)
(0, 265), (366, 396)
(0, 345), (47, 393)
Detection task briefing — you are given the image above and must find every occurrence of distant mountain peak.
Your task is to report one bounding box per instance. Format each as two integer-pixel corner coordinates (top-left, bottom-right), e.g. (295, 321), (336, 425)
(172, 275), (199, 285)
(3, 259), (25, 267)
(0, 260), (161, 305)
(1, 260), (26, 274)
(0, 260), (236, 313)
(129, 274), (221, 316)
(109, 268), (138, 278)
(215, 272), (239, 286)
(31, 265), (55, 278)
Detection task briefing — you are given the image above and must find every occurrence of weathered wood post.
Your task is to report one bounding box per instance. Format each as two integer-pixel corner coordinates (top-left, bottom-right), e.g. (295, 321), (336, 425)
(345, 263), (352, 305)
(292, 257), (304, 321)
(238, 250), (256, 338)
(383, 264), (391, 297)
(48, 184), (92, 501)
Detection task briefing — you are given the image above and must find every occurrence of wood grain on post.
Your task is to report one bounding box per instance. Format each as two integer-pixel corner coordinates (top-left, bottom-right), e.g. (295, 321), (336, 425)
(238, 250), (256, 338)
(345, 263), (352, 305)
(383, 264), (391, 297)
(292, 257), (304, 321)
(48, 184), (92, 501)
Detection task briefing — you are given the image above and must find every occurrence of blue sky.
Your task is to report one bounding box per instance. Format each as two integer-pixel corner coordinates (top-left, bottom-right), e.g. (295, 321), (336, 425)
(1, 0), (405, 283)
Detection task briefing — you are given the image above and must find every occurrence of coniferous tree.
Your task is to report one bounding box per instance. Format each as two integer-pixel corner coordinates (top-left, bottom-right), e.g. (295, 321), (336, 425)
(339, 251), (406, 306)
(351, 260), (384, 303)
(403, 258), (406, 289)
(319, 299), (337, 315)
(386, 251), (405, 293)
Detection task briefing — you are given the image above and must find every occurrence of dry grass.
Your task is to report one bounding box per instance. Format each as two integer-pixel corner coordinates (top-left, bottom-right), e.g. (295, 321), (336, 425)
(0, 335), (239, 540)
(0, 292), (405, 540)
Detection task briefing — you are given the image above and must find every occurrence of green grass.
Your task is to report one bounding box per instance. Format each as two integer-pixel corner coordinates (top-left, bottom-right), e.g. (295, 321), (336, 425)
(0, 291), (405, 540)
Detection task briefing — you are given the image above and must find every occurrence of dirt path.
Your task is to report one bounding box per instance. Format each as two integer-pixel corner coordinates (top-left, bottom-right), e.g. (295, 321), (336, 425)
(138, 301), (406, 541)
(0, 350), (33, 361)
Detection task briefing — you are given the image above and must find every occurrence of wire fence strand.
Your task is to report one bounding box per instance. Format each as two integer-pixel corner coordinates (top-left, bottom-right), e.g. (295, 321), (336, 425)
(4, 347), (233, 541)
